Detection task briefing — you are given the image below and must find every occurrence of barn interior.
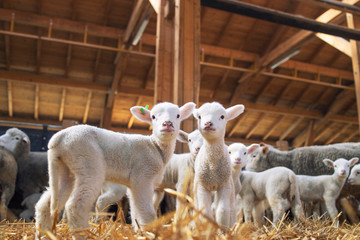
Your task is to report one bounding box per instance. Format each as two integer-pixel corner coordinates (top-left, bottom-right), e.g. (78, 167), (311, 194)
(0, 0), (360, 151)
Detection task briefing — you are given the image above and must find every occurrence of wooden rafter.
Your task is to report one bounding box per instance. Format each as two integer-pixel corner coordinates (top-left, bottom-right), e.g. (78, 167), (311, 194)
(291, 84), (311, 108)
(34, 84), (40, 120)
(36, 0), (44, 74)
(316, 33), (352, 57)
(127, 96), (143, 129)
(245, 112), (265, 139)
(262, 115), (286, 141)
(305, 119), (315, 146)
(227, 114), (246, 137)
(314, 122), (336, 143)
(82, 91), (92, 124)
(343, 128), (359, 142)
(279, 117), (304, 141)
(325, 123), (352, 144)
(65, 0), (77, 78)
(59, 88), (66, 122)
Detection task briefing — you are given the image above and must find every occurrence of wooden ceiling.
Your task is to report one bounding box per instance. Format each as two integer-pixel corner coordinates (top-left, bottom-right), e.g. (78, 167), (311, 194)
(0, 0), (360, 148)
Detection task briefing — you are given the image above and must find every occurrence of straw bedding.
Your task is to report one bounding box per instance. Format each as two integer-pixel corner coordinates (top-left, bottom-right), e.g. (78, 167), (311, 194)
(1, 189), (360, 239)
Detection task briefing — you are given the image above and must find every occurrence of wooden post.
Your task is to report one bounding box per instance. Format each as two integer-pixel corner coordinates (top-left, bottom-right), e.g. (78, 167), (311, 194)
(346, 13), (360, 133)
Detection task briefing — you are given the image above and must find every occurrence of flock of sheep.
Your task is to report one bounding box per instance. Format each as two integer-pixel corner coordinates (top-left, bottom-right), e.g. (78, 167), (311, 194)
(1, 101), (360, 238)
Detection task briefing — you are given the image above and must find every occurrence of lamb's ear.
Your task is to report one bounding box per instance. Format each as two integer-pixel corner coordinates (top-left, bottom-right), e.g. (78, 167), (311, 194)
(226, 104), (245, 121)
(247, 144), (259, 154)
(262, 146), (269, 154)
(176, 130), (189, 143)
(323, 159), (334, 168)
(349, 157), (359, 167)
(130, 106), (152, 125)
(179, 102), (196, 121)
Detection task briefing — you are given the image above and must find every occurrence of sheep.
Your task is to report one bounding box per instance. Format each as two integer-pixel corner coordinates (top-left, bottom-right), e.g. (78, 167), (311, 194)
(296, 157), (358, 225)
(0, 128), (48, 199)
(239, 167), (303, 225)
(0, 147), (18, 221)
(192, 102), (244, 228)
(153, 129), (204, 213)
(19, 192), (42, 222)
(34, 102), (195, 236)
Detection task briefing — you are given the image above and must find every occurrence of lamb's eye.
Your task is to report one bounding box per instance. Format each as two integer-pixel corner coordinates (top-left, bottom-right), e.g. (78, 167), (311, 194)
(198, 115), (201, 119)
(220, 115), (225, 119)
(229, 151), (231, 154)
(244, 152), (247, 155)
(252, 155), (256, 158)
(189, 139), (192, 142)
(177, 114), (180, 118)
(357, 171), (360, 175)
(152, 115), (156, 120)
(15, 137), (20, 140)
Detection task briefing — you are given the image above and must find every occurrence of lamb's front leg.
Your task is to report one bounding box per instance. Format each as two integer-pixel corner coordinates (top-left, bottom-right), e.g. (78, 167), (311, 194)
(194, 182), (213, 219)
(324, 196), (339, 227)
(129, 180), (157, 230)
(215, 183), (233, 227)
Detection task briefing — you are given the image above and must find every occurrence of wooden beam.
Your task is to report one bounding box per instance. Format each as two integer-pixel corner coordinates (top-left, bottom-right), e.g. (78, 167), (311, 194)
(7, 80), (13, 117)
(262, 115), (286, 141)
(82, 91), (92, 124)
(210, 69), (230, 98)
(346, 13), (360, 132)
(343, 128), (359, 142)
(304, 119), (315, 146)
(295, 0), (360, 16)
(123, 0), (147, 44)
(245, 112), (265, 139)
(314, 122), (336, 143)
(315, 33), (352, 57)
(325, 123), (352, 144)
(34, 84), (40, 120)
(228, 114), (246, 137)
(59, 88), (66, 122)
(279, 117), (304, 141)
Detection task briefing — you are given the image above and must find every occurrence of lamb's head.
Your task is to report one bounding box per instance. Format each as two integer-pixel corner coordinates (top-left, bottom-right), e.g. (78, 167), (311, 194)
(130, 102), (196, 141)
(245, 143), (269, 172)
(193, 102), (244, 141)
(0, 128), (30, 160)
(176, 130), (203, 156)
(323, 157), (359, 179)
(229, 143), (259, 170)
(348, 164), (360, 185)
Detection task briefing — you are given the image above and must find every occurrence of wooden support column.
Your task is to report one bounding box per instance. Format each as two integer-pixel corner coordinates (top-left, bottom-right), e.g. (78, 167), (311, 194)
(154, 0), (175, 103)
(173, 0), (201, 133)
(347, 13), (360, 132)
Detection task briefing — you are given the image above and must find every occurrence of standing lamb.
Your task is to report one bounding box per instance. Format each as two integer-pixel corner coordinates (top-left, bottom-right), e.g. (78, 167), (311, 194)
(239, 167), (303, 225)
(296, 157), (358, 225)
(193, 102), (244, 228)
(153, 129), (204, 213)
(34, 102), (195, 237)
(0, 128), (48, 199)
(0, 147), (18, 221)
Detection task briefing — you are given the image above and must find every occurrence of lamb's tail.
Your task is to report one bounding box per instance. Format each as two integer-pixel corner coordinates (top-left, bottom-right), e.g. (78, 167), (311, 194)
(48, 148), (60, 217)
(288, 173), (304, 220)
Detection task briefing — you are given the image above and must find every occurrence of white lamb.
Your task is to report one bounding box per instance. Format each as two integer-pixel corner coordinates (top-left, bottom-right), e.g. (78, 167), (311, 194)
(193, 102), (244, 228)
(34, 102), (195, 237)
(296, 157), (358, 225)
(348, 164), (360, 185)
(239, 167), (303, 224)
(95, 182), (127, 219)
(153, 129), (204, 213)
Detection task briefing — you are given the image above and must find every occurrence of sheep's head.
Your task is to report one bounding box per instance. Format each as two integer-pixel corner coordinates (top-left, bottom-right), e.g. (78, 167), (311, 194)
(245, 144), (269, 172)
(0, 128), (30, 160)
(323, 157), (359, 179)
(193, 102), (244, 141)
(228, 143), (248, 170)
(130, 102), (195, 141)
(348, 164), (360, 185)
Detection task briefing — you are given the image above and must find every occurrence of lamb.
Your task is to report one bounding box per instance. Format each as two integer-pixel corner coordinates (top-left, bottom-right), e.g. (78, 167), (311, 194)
(34, 102), (195, 236)
(348, 164), (360, 185)
(296, 157), (358, 225)
(239, 167), (303, 224)
(193, 102), (244, 228)
(153, 129), (204, 213)
(0, 128), (48, 199)
(0, 147), (18, 221)
(19, 192), (42, 222)
(95, 182), (127, 219)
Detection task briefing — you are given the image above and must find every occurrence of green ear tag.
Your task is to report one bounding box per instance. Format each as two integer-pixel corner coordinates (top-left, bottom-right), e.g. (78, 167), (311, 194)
(140, 105), (149, 115)
(181, 134), (186, 140)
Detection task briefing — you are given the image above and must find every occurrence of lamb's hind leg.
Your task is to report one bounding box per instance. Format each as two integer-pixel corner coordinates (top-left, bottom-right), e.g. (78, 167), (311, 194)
(65, 169), (104, 232)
